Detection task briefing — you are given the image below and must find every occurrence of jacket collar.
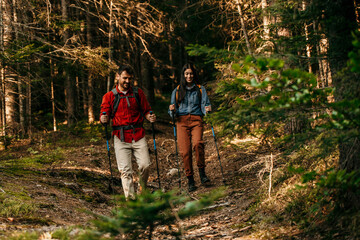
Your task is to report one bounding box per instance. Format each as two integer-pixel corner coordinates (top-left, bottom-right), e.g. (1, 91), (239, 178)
(116, 85), (133, 95)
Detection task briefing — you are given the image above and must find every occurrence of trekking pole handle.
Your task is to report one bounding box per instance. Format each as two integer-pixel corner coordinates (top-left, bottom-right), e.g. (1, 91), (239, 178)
(211, 126), (216, 139)
(204, 110), (216, 138)
(171, 110), (176, 137)
(150, 111), (156, 151)
(102, 112), (110, 151)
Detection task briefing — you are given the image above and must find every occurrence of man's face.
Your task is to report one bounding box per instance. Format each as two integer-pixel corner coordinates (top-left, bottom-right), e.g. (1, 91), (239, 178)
(116, 71), (132, 91)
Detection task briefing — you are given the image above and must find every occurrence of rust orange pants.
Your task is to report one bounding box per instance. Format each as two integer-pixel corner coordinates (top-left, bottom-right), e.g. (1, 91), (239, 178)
(176, 114), (205, 177)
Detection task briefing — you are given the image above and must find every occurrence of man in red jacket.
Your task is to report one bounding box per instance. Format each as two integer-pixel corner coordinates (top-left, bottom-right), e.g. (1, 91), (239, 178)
(100, 65), (156, 199)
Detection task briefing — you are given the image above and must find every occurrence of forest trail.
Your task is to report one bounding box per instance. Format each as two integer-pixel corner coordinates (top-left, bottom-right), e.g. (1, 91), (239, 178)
(0, 120), (295, 239)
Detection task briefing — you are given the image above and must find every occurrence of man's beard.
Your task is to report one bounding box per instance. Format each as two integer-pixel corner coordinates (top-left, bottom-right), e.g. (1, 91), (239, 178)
(120, 82), (130, 90)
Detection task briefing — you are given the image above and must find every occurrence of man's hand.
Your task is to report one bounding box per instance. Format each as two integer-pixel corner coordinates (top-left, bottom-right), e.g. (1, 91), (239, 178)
(169, 104), (175, 111)
(146, 112), (156, 123)
(100, 114), (109, 124)
(205, 105), (212, 113)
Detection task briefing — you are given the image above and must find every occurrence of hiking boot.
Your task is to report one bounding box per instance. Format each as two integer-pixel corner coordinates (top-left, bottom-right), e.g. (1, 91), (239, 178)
(187, 175), (197, 192)
(199, 168), (210, 184)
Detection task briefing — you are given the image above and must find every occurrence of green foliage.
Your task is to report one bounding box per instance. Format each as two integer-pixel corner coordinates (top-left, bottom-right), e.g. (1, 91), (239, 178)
(188, 30), (360, 238)
(186, 44), (242, 64)
(309, 169), (360, 212)
(56, 122), (105, 146)
(287, 169), (360, 236)
(1, 149), (63, 172)
(348, 31), (360, 73)
(0, 193), (38, 218)
(6, 232), (40, 240)
(87, 188), (225, 239)
(207, 56), (331, 145)
(3, 42), (47, 64)
(51, 228), (76, 240)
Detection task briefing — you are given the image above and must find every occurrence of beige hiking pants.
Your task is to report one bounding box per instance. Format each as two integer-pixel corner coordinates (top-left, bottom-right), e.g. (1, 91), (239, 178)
(114, 136), (151, 199)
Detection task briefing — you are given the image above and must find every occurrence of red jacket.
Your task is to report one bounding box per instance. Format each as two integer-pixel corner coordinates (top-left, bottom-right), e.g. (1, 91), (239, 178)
(100, 85), (151, 143)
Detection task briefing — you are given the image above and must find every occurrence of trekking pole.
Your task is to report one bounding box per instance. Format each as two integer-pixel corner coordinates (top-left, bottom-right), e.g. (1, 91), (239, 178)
(103, 112), (115, 193)
(150, 111), (161, 190)
(171, 110), (182, 189)
(208, 115), (226, 186)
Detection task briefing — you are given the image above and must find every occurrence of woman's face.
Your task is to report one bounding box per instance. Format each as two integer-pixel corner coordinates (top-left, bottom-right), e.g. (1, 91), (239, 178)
(184, 68), (194, 85)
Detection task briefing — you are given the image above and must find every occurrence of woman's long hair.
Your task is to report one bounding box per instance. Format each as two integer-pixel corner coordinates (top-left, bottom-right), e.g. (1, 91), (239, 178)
(177, 63), (199, 103)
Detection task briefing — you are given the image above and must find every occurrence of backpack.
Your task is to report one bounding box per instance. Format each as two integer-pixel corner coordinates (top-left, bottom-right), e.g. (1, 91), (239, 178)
(175, 84), (202, 106)
(110, 87), (142, 119)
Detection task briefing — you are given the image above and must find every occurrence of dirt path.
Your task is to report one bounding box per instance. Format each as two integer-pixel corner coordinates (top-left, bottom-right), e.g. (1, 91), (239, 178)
(0, 121), (267, 239)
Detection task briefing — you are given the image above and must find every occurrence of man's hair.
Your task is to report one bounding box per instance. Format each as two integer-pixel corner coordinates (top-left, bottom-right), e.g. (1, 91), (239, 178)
(117, 65), (134, 76)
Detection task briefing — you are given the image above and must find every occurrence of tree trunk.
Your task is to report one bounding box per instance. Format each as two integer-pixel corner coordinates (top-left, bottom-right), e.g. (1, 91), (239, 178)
(14, 0), (25, 137)
(140, 53), (154, 104)
(236, 0), (252, 56)
(0, 0), (5, 149)
(86, 6), (94, 123)
(107, 0), (113, 92)
(167, 21), (176, 89)
(87, 74), (95, 123)
(324, 0), (360, 209)
(50, 59), (57, 131)
(26, 64), (31, 139)
(302, 1), (312, 73)
(261, 0), (270, 41)
(61, 0), (76, 126)
(2, 0), (17, 136)
(0, 68), (5, 150)
(313, 21), (330, 88)
(137, 12), (154, 104)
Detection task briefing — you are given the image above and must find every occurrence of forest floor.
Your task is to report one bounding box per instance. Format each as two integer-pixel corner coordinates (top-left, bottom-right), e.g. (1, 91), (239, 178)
(0, 120), (305, 239)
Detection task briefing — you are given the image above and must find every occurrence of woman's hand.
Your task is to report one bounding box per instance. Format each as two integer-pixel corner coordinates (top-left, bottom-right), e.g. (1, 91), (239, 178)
(205, 105), (212, 113)
(169, 104), (175, 111)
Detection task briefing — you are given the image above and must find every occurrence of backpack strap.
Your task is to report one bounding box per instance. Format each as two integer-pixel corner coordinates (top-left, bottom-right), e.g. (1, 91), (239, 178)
(175, 85), (180, 107)
(111, 88), (120, 119)
(110, 87), (143, 119)
(175, 84), (202, 106)
(195, 84), (202, 102)
(133, 87), (144, 118)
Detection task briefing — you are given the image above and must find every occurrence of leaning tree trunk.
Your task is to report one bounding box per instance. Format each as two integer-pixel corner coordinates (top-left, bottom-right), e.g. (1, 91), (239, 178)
(235, 0), (252, 56)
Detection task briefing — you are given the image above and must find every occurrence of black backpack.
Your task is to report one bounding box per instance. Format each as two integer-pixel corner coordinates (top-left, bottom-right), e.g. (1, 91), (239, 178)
(110, 87), (142, 119)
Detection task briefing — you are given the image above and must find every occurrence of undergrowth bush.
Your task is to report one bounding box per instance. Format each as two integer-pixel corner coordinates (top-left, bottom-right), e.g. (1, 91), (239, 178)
(188, 35), (360, 238)
(7, 187), (225, 240)
(0, 194), (37, 218)
(86, 187), (225, 239)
